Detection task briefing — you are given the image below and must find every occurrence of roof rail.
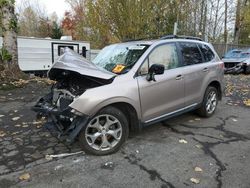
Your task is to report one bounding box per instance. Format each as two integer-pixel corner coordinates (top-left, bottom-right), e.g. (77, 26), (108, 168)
(160, 35), (203, 41)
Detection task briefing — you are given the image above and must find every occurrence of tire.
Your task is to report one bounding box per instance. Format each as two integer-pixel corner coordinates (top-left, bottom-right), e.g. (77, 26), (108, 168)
(197, 86), (218, 118)
(78, 106), (129, 155)
(245, 65), (250, 74)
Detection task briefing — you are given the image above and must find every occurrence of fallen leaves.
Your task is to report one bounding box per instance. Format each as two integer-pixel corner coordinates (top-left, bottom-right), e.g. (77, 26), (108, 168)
(0, 131), (6, 137)
(194, 167), (203, 172)
(195, 144), (203, 149)
(179, 139), (188, 144)
(190, 177), (200, 184)
(231, 118), (238, 122)
(224, 75), (250, 107)
(11, 79), (29, 87)
(19, 173), (30, 181)
(0, 115), (5, 118)
(12, 117), (20, 121)
(243, 99), (250, 106)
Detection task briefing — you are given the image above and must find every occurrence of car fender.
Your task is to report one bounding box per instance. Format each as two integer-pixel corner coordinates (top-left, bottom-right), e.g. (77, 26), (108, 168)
(69, 77), (141, 119)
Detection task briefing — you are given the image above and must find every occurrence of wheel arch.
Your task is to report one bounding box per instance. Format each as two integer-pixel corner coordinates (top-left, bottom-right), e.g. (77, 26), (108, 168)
(207, 80), (222, 100)
(96, 102), (141, 134)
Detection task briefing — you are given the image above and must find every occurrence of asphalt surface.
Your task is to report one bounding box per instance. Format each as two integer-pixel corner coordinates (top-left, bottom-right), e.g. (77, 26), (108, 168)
(0, 75), (250, 188)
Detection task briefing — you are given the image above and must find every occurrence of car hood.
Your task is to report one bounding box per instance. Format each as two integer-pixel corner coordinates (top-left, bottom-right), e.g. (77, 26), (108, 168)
(48, 48), (116, 80)
(222, 58), (248, 63)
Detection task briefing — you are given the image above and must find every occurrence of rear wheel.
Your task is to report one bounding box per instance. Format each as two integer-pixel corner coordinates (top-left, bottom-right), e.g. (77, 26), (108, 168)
(78, 106), (129, 155)
(197, 86), (218, 117)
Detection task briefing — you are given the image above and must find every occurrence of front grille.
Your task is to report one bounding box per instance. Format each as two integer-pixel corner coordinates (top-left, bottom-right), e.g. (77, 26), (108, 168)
(224, 62), (239, 68)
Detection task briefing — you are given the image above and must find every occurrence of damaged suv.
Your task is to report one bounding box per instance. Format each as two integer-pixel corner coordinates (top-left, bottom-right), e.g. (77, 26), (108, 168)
(33, 35), (224, 155)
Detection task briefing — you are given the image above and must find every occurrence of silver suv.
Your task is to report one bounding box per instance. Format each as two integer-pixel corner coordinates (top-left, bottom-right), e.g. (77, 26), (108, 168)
(33, 35), (224, 155)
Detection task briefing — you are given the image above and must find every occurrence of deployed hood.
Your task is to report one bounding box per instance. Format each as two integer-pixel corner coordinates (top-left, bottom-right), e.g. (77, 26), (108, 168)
(48, 48), (116, 80)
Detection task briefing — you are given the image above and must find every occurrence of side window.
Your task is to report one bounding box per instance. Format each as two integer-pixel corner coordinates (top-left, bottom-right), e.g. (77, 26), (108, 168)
(179, 42), (203, 65)
(198, 44), (215, 62)
(139, 58), (149, 75)
(148, 43), (179, 70)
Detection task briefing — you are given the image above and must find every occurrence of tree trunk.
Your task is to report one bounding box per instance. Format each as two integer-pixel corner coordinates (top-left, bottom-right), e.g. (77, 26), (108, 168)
(202, 0), (207, 40)
(213, 0), (220, 41)
(224, 0), (228, 43)
(234, 0), (241, 44)
(0, 0), (21, 80)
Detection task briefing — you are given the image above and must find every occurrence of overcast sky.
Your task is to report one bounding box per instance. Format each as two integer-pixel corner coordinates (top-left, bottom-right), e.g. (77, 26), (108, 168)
(15, 0), (70, 18)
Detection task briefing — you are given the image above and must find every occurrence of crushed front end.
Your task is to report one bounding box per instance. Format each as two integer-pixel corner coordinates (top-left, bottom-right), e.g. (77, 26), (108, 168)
(32, 49), (115, 143)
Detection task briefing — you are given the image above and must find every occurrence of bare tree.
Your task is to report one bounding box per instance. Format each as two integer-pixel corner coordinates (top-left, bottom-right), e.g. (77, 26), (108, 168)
(224, 0), (228, 43)
(234, 0), (241, 44)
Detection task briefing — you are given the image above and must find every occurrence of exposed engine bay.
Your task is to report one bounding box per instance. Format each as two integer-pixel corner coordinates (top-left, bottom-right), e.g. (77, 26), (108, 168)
(32, 69), (114, 142)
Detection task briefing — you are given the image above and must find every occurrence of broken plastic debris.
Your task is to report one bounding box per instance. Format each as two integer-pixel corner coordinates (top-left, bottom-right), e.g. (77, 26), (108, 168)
(19, 173), (30, 181)
(54, 164), (63, 170)
(179, 139), (188, 144)
(194, 167), (203, 172)
(45, 151), (83, 160)
(190, 178), (200, 184)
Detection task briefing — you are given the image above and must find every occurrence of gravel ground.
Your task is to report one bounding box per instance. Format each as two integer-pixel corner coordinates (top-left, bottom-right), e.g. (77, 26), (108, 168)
(0, 75), (249, 188)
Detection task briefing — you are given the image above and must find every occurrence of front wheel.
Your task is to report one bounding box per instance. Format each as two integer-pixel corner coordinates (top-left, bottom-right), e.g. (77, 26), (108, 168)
(78, 106), (129, 155)
(197, 86), (218, 117)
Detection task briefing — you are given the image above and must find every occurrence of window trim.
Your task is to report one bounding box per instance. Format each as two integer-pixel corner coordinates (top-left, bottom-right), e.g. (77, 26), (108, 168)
(197, 43), (216, 63)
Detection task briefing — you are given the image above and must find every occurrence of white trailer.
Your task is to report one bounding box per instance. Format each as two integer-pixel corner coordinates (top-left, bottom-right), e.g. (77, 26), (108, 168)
(0, 36), (90, 75)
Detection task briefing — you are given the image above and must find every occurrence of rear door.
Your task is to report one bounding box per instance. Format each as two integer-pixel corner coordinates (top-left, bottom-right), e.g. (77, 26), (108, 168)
(178, 42), (215, 106)
(136, 43), (185, 123)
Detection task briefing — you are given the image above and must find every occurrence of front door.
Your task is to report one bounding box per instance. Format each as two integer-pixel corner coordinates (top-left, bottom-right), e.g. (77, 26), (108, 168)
(137, 43), (185, 123)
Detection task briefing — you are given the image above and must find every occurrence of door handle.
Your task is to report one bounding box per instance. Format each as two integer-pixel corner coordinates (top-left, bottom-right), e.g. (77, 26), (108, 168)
(176, 75), (183, 80)
(203, 67), (209, 72)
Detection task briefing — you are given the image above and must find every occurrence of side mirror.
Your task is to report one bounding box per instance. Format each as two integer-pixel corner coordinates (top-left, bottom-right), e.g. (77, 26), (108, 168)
(146, 64), (165, 81)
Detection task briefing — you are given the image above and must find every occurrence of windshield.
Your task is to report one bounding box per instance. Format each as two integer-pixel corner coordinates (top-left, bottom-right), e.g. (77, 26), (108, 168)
(224, 50), (242, 58)
(93, 44), (149, 74)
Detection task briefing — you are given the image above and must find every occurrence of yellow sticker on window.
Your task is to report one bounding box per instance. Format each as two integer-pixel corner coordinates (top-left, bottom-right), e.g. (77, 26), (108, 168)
(112, 64), (126, 73)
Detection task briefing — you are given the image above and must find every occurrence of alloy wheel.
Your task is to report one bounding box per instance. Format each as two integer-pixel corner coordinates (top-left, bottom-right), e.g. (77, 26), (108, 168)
(85, 114), (122, 151)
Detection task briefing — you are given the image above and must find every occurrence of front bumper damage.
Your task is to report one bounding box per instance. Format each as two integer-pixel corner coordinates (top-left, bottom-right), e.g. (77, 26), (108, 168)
(224, 62), (246, 74)
(32, 94), (89, 143)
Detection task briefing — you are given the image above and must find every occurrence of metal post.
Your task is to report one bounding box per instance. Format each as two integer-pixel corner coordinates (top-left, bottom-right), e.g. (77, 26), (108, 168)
(173, 22), (178, 35)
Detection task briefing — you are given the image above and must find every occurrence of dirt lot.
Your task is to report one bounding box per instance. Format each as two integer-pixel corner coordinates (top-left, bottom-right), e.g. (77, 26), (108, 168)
(0, 75), (250, 188)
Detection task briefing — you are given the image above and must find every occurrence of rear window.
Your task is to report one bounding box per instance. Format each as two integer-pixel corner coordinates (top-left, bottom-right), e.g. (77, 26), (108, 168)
(179, 42), (203, 65)
(198, 44), (215, 62)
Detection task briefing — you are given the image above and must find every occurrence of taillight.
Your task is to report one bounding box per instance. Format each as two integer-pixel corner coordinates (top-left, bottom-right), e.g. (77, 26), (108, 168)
(219, 62), (224, 69)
